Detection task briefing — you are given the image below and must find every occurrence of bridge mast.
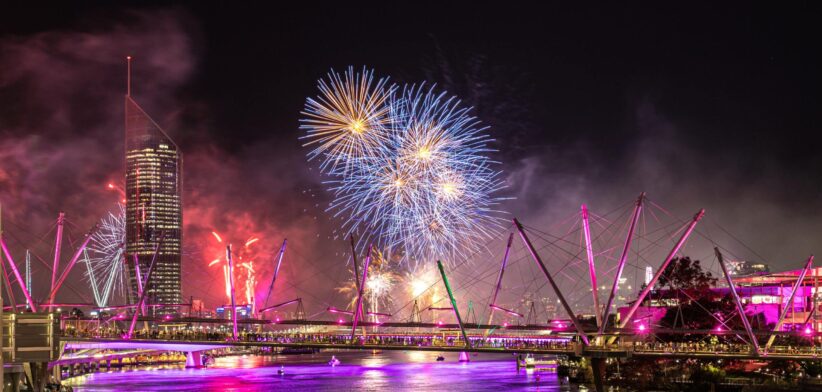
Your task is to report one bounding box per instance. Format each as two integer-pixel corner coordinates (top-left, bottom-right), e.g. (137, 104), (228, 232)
(599, 193), (644, 336)
(1, 238), (37, 311)
(0, 245), (17, 311)
(350, 244), (372, 343)
(612, 209), (704, 342)
(581, 204), (602, 329)
(350, 234), (360, 292)
(765, 255), (814, 352)
(132, 255), (145, 315)
(262, 238), (287, 313)
(514, 218), (590, 346)
(126, 235), (164, 339)
(0, 204), (21, 311)
(48, 224), (97, 305)
(51, 212), (65, 299)
(716, 247), (760, 356)
(226, 244), (238, 341)
(487, 233), (514, 325)
(437, 260), (473, 349)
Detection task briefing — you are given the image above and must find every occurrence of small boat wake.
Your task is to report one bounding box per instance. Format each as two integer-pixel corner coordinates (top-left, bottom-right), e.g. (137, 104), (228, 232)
(328, 355), (341, 366)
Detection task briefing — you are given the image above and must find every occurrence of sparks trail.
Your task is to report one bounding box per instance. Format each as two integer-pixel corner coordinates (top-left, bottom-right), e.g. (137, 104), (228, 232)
(207, 230), (261, 313)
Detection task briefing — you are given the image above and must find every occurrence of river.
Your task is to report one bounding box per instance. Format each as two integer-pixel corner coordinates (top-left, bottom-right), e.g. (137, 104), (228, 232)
(65, 350), (574, 391)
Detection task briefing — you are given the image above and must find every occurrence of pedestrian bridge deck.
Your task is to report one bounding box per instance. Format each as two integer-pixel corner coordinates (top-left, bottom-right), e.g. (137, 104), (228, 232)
(59, 336), (821, 361)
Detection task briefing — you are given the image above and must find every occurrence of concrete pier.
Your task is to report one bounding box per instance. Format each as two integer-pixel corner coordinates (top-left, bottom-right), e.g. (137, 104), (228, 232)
(185, 351), (203, 368)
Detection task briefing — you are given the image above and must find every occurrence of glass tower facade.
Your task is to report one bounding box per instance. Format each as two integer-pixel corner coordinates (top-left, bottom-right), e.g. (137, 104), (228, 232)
(124, 96), (183, 315)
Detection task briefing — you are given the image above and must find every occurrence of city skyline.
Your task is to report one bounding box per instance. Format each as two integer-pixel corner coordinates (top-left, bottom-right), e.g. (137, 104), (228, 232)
(0, 4), (821, 391)
(0, 3), (819, 312)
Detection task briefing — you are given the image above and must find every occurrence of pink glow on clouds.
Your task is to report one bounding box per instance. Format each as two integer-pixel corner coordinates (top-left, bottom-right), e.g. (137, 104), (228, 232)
(0, 9), (336, 312)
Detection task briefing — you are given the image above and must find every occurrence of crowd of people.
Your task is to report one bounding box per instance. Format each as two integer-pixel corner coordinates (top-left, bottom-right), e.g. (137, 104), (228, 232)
(62, 327), (820, 356)
(65, 327), (579, 351)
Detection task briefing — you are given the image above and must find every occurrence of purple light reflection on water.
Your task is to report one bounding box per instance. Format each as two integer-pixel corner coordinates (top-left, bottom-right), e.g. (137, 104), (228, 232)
(65, 351), (568, 391)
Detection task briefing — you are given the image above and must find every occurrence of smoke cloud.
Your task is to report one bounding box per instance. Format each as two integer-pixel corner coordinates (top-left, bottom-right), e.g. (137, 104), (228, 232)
(0, 9), (342, 311)
(2, 8), (819, 321)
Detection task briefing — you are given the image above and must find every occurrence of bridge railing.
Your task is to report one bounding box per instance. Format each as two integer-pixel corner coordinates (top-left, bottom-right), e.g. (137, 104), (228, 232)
(61, 329), (581, 353)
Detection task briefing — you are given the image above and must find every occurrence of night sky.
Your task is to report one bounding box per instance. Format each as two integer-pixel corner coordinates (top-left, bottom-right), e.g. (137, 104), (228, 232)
(0, 3), (820, 312)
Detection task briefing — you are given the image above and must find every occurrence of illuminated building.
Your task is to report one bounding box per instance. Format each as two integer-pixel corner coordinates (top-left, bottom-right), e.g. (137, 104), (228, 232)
(619, 265), (822, 332)
(124, 82), (183, 316)
(216, 305), (253, 320)
(727, 260), (770, 276)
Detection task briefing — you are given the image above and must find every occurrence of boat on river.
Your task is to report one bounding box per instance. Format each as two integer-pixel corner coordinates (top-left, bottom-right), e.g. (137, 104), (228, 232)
(517, 354), (558, 371)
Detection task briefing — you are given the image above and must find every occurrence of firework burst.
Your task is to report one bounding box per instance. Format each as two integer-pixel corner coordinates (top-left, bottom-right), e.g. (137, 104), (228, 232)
(406, 264), (439, 299)
(84, 203), (127, 307)
(208, 231), (260, 312)
(300, 66), (396, 174)
(303, 71), (507, 267)
(405, 265), (444, 322)
(337, 249), (399, 321)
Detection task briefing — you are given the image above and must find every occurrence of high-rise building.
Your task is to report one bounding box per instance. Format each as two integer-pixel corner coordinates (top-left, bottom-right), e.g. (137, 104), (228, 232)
(124, 79), (183, 315)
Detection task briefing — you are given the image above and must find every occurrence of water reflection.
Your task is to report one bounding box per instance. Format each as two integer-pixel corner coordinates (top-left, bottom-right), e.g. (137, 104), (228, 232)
(66, 351), (564, 391)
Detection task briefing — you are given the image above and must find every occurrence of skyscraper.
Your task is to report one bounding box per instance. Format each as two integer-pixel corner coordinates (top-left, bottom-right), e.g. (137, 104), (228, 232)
(124, 64), (183, 315)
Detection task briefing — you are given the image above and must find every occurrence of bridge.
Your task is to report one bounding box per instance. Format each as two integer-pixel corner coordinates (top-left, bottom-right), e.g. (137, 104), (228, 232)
(58, 330), (821, 361)
(2, 193), (821, 392)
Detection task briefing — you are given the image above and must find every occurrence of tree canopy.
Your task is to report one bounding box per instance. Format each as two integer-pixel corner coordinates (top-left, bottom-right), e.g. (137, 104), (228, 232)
(658, 256), (717, 297)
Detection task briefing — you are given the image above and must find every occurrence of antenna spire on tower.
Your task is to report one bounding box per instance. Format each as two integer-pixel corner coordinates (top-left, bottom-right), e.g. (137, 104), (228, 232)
(126, 56), (132, 96)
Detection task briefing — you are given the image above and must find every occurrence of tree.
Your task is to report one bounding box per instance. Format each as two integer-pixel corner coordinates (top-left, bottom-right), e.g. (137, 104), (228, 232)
(800, 360), (822, 378)
(658, 257), (717, 297)
(610, 358), (664, 391)
(690, 362), (726, 386)
(70, 307), (84, 319)
(656, 257), (731, 339)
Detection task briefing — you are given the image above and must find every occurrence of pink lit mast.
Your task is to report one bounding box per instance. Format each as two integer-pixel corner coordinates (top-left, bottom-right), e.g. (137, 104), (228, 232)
(48, 225), (97, 305)
(261, 239), (287, 313)
(581, 204), (601, 329)
(0, 238), (37, 311)
(133, 254), (145, 315)
(610, 209), (704, 343)
(350, 235), (360, 292)
(489, 233), (513, 307)
(259, 298), (302, 314)
(765, 255), (814, 352)
(716, 247), (760, 355)
(0, 203), (15, 315)
(487, 233), (522, 322)
(50, 212), (65, 298)
(126, 236), (163, 339)
(0, 251), (17, 310)
(0, 265), (15, 310)
(227, 245), (238, 341)
(350, 244), (372, 343)
(514, 218), (590, 346)
(599, 193), (644, 336)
